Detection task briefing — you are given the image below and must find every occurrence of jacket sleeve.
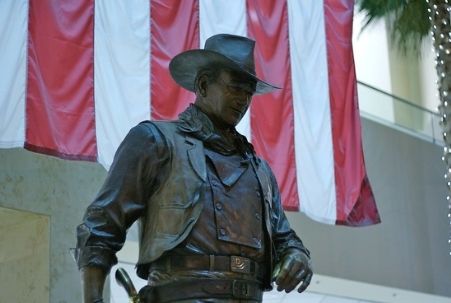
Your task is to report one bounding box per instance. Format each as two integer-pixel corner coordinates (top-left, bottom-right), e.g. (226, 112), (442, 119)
(75, 122), (170, 271)
(266, 163), (310, 261)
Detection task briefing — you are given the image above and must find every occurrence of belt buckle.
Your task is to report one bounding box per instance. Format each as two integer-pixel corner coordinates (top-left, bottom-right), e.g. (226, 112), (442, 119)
(230, 256), (251, 274)
(232, 280), (251, 299)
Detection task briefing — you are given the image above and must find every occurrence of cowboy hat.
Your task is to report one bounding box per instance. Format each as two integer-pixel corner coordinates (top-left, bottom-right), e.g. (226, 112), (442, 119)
(169, 34), (279, 95)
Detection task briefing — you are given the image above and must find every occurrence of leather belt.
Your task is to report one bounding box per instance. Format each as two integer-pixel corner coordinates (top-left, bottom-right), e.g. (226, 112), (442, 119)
(145, 278), (263, 302)
(150, 255), (259, 275)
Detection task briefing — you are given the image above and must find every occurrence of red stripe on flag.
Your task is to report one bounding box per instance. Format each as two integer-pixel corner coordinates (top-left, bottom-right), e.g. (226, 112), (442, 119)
(324, 0), (380, 225)
(26, 0), (96, 161)
(247, 0), (299, 211)
(150, 0), (199, 120)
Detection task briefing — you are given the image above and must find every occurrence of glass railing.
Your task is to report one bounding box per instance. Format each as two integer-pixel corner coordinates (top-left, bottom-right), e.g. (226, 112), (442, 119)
(357, 81), (443, 145)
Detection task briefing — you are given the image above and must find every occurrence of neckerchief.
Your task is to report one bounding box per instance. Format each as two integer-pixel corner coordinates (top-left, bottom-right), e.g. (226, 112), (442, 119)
(177, 104), (254, 157)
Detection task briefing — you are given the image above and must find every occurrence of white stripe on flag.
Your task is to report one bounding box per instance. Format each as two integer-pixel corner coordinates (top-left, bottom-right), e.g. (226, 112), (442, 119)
(0, 0), (27, 148)
(94, 0), (151, 169)
(288, 0), (337, 223)
(199, 0), (251, 140)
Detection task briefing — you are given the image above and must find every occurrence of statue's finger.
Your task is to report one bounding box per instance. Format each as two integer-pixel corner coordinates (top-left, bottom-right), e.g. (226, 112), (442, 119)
(285, 268), (305, 293)
(297, 271), (313, 293)
(271, 262), (281, 281)
(275, 258), (296, 291)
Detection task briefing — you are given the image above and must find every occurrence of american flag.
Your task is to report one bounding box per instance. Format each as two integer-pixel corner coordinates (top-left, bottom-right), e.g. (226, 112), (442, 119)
(0, 0), (380, 226)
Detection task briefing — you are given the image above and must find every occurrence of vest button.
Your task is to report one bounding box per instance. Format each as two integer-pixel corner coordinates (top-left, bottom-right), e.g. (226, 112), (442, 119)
(219, 228), (227, 236)
(255, 213), (261, 220)
(216, 202), (223, 210)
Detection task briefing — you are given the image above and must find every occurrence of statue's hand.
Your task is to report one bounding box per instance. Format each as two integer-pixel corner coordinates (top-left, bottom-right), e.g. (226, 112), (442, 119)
(272, 248), (313, 293)
(81, 266), (107, 303)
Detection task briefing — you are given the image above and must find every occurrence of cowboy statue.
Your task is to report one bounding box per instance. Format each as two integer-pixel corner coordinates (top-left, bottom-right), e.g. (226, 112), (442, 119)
(75, 34), (313, 303)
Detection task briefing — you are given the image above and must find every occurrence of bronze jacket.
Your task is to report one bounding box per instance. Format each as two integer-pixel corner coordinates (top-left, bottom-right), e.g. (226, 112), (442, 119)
(76, 106), (309, 287)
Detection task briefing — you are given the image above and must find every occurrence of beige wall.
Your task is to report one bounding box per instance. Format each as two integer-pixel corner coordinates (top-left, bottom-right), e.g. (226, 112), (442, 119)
(353, 10), (440, 120)
(0, 149), (107, 302)
(353, 11), (395, 122)
(420, 39), (441, 111)
(0, 207), (50, 302)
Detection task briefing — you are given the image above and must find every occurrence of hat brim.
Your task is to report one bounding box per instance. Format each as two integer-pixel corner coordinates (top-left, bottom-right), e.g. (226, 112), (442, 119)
(169, 49), (280, 95)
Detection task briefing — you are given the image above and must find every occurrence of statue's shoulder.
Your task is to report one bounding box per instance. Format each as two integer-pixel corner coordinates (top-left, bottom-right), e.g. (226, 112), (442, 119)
(135, 119), (179, 134)
(135, 120), (194, 150)
(138, 119), (177, 127)
(146, 120), (182, 137)
(123, 120), (179, 151)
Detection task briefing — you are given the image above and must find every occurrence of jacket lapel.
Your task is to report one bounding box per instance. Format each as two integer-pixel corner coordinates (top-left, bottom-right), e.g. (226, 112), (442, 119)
(185, 136), (207, 182)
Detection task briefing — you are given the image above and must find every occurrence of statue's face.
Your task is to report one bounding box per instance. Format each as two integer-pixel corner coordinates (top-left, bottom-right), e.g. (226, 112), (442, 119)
(205, 69), (256, 128)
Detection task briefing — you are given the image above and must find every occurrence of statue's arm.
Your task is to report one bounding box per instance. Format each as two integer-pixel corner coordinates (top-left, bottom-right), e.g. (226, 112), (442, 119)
(75, 122), (170, 301)
(80, 266), (107, 303)
(262, 161), (309, 257)
(265, 163), (313, 293)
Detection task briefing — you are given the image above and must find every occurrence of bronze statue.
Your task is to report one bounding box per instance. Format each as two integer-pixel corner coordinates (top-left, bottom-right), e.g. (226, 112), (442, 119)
(76, 34), (313, 303)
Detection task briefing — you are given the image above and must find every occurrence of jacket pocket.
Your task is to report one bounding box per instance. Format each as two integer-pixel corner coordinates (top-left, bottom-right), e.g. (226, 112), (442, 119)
(158, 187), (201, 209)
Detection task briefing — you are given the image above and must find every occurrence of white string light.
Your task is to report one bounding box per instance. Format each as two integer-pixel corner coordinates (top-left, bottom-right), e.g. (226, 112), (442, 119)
(428, 0), (451, 256)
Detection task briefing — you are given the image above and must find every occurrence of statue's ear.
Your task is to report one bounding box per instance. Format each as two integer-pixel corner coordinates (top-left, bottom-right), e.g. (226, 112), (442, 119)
(195, 73), (209, 97)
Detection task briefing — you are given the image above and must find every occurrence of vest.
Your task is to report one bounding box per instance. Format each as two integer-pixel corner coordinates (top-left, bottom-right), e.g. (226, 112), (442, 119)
(137, 121), (275, 279)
